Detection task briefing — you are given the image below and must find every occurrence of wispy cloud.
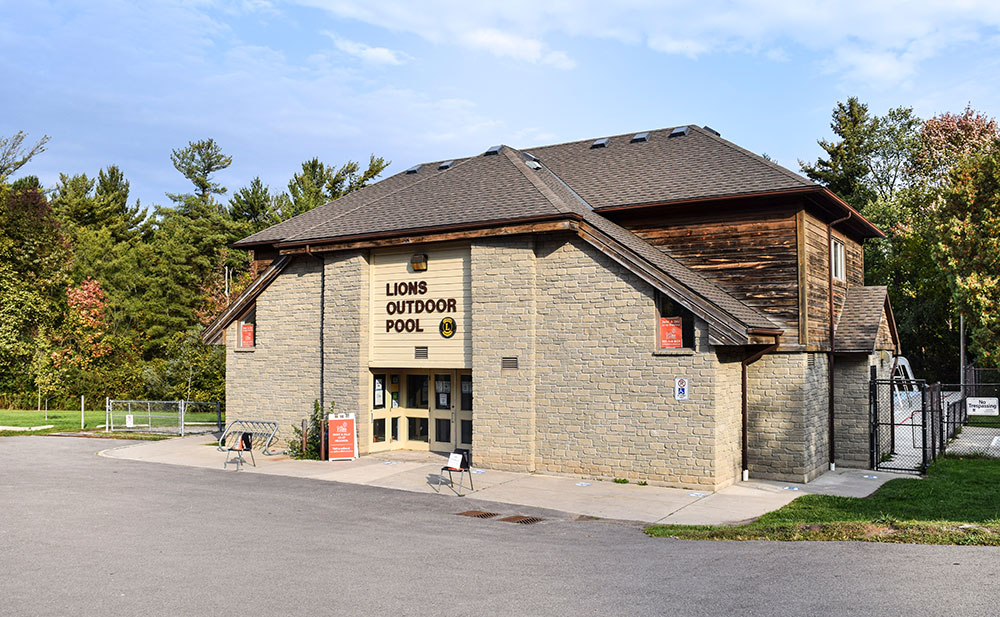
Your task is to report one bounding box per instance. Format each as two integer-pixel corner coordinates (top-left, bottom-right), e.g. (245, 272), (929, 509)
(323, 31), (409, 65)
(295, 0), (1000, 86)
(458, 28), (575, 69)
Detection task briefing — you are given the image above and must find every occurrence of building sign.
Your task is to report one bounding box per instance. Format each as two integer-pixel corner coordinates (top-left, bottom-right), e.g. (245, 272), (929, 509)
(371, 246), (472, 368)
(968, 397), (999, 416)
(241, 323), (254, 347)
(674, 377), (689, 401)
(660, 317), (682, 349)
(439, 316), (456, 338)
(383, 280), (458, 334)
(328, 413), (358, 460)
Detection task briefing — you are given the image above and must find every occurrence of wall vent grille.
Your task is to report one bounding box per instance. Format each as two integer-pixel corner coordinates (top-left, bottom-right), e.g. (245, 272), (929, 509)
(501, 356), (518, 369)
(415, 346), (429, 359)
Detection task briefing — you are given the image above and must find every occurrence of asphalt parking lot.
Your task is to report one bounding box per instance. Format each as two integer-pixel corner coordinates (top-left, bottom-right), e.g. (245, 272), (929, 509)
(2, 436), (998, 617)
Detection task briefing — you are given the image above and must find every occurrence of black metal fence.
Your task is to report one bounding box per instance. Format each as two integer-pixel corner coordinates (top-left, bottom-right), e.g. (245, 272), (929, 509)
(870, 367), (1000, 473)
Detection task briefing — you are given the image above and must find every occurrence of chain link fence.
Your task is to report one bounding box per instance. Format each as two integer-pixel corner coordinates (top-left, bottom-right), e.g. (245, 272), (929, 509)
(871, 370), (1000, 473)
(105, 399), (222, 436)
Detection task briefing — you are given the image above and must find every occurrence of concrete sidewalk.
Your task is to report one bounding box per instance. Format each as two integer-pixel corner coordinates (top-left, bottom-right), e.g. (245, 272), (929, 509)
(98, 435), (912, 525)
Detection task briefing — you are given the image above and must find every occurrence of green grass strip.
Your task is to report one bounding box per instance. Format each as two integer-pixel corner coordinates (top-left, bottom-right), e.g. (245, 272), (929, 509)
(646, 457), (1000, 545)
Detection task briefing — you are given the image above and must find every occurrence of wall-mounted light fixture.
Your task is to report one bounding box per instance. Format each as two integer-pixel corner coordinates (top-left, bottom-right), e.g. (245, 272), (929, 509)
(411, 254), (428, 271)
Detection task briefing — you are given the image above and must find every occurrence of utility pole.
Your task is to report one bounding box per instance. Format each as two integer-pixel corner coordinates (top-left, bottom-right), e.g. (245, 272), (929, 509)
(960, 314), (967, 388)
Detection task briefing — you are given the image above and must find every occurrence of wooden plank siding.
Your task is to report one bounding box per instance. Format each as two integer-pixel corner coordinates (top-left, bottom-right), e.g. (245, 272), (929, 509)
(623, 209), (802, 347)
(804, 212), (865, 351)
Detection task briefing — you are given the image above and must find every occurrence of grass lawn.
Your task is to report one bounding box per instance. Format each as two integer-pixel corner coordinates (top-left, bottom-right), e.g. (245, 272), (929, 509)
(646, 456), (1000, 545)
(0, 409), (185, 440)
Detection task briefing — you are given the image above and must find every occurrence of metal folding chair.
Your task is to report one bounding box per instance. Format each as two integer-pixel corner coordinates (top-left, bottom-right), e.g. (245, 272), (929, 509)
(224, 432), (254, 470)
(433, 448), (473, 495)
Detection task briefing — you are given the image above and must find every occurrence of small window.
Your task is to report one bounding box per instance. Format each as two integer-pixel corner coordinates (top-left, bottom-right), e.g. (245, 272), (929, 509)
(435, 418), (451, 442)
(407, 417), (428, 442)
(406, 374), (429, 408)
(460, 375), (473, 411)
(434, 374), (451, 409)
(831, 239), (845, 282)
(237, 306), (256, 348)
(373, 374), (386, 409)
(372, 418), (386, 443)
(657, 294), (695, 349)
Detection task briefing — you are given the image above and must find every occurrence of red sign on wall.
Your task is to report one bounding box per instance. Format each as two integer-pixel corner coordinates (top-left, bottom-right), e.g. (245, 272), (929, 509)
(241, 323), (254, 348)
(660, 317), (683, 349)
(328, 414), (358, 460)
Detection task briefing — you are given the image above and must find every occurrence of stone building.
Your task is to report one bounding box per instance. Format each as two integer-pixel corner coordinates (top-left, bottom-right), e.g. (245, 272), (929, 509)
(205, 125), (898, 489)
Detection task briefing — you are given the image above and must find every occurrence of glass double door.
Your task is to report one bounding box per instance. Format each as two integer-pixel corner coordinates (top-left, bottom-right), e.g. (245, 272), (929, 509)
(429, 371), (473, 453)
(370, 369), (472, 453)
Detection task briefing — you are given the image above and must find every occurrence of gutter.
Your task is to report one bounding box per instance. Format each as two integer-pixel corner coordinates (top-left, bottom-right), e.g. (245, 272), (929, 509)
(742, 333), (781, 481)
(827, 211), (852, 471)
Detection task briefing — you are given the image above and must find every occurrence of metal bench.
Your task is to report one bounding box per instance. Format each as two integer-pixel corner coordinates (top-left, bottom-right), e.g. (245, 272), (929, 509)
(217, 420), (279, 470)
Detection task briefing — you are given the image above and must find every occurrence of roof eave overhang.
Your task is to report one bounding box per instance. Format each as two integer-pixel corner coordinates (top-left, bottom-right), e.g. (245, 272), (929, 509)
(594, 186), (885, 240)
(272, 213), (583, 252)
(202, 256), (292, 345)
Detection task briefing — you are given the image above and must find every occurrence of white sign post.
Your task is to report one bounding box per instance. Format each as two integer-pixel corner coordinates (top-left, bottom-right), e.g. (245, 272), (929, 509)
(968, 397), (999, 416)
(674, 378), (689, 401)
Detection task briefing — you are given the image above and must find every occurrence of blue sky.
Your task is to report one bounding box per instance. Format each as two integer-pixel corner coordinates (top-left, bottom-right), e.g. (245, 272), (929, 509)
(3, 1), (1000, 210)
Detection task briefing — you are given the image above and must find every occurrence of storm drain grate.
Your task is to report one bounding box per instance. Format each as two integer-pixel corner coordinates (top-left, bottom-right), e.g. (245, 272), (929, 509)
(498, 515), (544, 525)
(456, 510), (500, 519)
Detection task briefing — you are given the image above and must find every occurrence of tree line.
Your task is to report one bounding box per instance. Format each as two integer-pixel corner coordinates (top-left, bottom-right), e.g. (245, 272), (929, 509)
(0, 133), (386, 409)
(2, 99), (998, 409)
(801, 99), (1000, 382)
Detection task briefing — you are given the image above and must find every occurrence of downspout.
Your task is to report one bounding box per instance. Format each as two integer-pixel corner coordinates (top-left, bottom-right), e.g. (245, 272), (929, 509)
(742, 332), (781, 481)
(306, 245), (327, 458)
(827, 212), (852, 471)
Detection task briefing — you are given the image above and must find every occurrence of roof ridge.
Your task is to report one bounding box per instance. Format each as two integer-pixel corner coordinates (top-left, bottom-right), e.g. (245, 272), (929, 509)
(283, 153), (486, 244)
(502, 146), (579, 216)
(687, 125), (814, 188)
(522, 125), (684, 153)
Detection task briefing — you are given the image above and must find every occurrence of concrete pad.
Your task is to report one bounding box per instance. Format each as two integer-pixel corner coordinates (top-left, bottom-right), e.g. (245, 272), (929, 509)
(471, 474), (702, 523)
(98, 436), (906, 525)
(746, 468), (917, 498)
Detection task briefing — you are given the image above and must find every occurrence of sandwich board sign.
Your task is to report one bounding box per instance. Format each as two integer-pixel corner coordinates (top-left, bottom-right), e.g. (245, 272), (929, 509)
(328, 413), (359, 460)
(968, 397), (999, 416)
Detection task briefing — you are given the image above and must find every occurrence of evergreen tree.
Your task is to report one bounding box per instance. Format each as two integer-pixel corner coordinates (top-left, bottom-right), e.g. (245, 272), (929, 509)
(228, 176), (278, 233)
(167, 138), (232, 206)
(800, 97), (877, 208)
(95, 165), (145, 241)
(284, 155), (388, 218)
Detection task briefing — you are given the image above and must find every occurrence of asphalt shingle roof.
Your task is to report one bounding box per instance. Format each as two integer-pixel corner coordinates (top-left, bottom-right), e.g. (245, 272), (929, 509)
(234, 124), (815, 248)
(525, 125), (814, 210)
(834, 286), (890, 352)
(229, 125), (809, 339)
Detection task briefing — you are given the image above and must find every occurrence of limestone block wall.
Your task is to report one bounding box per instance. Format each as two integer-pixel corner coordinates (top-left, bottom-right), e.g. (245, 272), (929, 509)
(834, 350), (893, 469)
(529, 235), (734, 489)
(225, 257), (322, 444)
(747, 352), (829, 482)
(322, 251), (371, 452)
(833, 355), (871, 468)
(713, 351), (744, 487)
(470, 237), (537, 471)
